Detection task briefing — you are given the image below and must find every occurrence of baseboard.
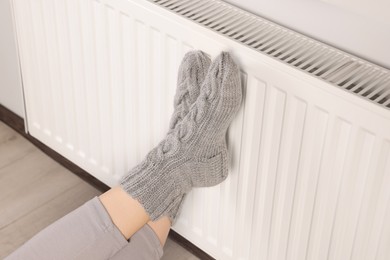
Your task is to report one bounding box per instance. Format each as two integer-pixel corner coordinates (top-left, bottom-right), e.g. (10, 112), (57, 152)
(0, 104), (25, 134)
(0, 103), (214, 260)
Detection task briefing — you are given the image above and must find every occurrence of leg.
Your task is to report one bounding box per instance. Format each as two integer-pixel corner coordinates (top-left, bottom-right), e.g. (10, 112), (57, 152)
(98, 187), (171, 260)
(5, 197), (128, 260)
(98, 185), (171, 245)
(109, 218), (170, 260)
(95, 51), (212, 239)
(147, 217), (171, 247)
(6, 189), (170, 260)
(5, 51), (238, 259)
(104, 52), (241, 251)
(98, 186), (150, 240)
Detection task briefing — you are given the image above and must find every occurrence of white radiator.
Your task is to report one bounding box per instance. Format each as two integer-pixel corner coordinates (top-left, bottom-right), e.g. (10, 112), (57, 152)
(11, 0), (390, 259)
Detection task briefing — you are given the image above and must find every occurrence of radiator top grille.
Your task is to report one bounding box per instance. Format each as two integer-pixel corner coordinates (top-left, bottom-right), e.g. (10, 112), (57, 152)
(152, 0), (390, 110)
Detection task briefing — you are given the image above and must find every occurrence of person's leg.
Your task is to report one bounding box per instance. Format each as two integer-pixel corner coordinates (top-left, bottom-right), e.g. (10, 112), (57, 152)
(98, 185), (150, 240)
(98, 185), (172, 245)
(6, 191), (170, 260)
(108, 218), (170, 260)
(100, 52), (241, 242)
(5, 51), (237, 260)
(96, 188), (171, 260)
(5, 197), (128, 260)
(119, 52), (241, 225)
(5, 50), (211, 259)
(147, 217), (171, 247)
(98, 50), (212, 241)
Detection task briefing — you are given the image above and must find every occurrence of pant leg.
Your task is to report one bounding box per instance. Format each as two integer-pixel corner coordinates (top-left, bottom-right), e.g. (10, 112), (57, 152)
(109, 224), (163, 260)
(5, 196), (128, 260)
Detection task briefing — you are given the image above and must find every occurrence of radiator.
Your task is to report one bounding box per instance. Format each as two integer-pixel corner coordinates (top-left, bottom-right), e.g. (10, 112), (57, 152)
(11, 0), (390, 259)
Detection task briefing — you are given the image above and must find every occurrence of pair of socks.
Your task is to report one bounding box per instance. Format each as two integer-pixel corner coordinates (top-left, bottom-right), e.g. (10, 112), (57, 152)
(120, 51), (242, 223)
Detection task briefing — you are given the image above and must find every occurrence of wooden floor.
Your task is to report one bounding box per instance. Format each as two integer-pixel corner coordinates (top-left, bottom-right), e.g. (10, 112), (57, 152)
(0, 122), (198, 259)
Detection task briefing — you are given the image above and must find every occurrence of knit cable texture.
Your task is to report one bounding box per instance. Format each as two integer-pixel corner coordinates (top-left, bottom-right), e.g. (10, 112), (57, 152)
(120, 52), (242, 223)
(169, 51), (211, 131)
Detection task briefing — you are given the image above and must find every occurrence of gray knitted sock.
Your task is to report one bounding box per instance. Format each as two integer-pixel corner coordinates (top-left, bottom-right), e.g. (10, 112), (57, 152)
(165, 50), (211, 219)
(169, 50), (211, 131)
(120, 52), (242, 222)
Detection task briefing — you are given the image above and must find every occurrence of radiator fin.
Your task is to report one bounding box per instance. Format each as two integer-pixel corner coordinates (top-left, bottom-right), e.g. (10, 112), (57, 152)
(152, 0), (390, 110)
(287, 107), (331, 260)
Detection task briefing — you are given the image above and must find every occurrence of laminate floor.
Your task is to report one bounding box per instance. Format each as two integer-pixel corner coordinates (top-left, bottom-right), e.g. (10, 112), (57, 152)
(0, 121), (198, 260)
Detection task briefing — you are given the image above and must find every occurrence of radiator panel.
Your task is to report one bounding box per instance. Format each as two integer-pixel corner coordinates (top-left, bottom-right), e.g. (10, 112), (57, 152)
(12, 0), (390, 259)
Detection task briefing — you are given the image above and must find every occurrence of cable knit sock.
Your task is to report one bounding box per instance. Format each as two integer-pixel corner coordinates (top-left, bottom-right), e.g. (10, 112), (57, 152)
(120, 52), (242, 222)
(165, 50), (211, 219)
(169, 50), (211, 130)
(165, 50), (210, 219)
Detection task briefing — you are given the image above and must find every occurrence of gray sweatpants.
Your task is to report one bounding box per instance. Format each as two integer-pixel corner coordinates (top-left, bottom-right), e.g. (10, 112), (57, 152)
(5, 196), (163, 260)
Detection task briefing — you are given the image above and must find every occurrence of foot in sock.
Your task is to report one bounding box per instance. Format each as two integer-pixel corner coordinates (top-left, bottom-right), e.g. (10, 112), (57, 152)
(166, 50), (211, 218)
(169, 50), (211, 131)
(162, 50), (211, 219)
(120, 52), (242, 222)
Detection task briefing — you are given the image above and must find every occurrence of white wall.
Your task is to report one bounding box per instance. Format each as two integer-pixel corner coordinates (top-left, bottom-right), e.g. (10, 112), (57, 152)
(225, 0), (390, 69)
(0, 0), (24, 117)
